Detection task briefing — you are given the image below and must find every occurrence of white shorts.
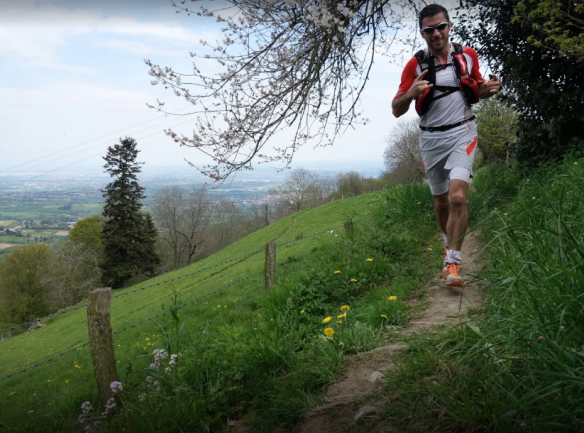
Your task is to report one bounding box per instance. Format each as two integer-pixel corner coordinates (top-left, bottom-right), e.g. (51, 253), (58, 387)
(419, 125), (478, 196)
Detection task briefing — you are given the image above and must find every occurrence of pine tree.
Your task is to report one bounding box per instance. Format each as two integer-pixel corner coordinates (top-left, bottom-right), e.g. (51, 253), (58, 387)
(101, 137), (160, 288)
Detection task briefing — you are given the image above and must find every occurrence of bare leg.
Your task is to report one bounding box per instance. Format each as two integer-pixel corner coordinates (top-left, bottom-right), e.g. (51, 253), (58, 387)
(447, 179), (469, 251)
(432, 191), (449, 237)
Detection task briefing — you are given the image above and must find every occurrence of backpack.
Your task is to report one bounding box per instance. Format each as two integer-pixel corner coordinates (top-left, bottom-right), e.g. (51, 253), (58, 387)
(414, 43), (480, 116)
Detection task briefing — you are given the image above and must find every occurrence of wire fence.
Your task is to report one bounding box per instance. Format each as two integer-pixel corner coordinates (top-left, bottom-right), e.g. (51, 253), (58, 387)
(0, 246), (265, 335)
(0, 249), (318, 424)
(0, 230), (327, 383)
(0, 220), (347, 336)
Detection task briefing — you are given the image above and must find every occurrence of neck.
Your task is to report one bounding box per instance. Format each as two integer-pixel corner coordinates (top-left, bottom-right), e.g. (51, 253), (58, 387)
(429, 42), (450, 61)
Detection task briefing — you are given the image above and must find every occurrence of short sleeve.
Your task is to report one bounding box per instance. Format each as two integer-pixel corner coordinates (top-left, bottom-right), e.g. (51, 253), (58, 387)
(463, 47), (484, 83)
(394, 57), (419, 100)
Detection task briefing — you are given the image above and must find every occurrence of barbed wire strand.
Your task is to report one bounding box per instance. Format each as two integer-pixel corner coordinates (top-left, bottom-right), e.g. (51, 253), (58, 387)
(0, 375), (94, 424)
(0, 249), (319, 425)
(0, 222), (349, 335)
(0, 342), (90, 382)
(0, 246), (265, 334)
(0, 269), (266, 382)
(0, 221), (361, 382)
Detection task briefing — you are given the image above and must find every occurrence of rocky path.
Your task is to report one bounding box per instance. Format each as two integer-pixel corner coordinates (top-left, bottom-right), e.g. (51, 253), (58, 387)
(291, 230), (486, 433)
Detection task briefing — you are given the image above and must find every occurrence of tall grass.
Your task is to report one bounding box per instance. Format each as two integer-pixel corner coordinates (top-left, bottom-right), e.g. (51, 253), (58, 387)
(384, 157), (584, 432)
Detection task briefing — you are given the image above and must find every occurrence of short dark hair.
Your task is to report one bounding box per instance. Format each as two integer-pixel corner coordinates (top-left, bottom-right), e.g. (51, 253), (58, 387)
(419, 4), (450, 28)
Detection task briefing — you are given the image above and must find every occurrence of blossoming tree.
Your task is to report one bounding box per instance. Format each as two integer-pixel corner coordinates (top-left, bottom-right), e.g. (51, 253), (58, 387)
(145, 0), (420, 181)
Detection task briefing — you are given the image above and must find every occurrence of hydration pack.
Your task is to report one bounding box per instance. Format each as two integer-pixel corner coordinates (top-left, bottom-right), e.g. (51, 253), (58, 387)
(414, 43), (479, 116)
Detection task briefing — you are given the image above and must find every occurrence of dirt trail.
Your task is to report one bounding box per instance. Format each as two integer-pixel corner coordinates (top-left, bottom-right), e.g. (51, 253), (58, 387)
(405, 230), (485, 333)
(276, 218), (297, 241)
(290, 230), (486, 433)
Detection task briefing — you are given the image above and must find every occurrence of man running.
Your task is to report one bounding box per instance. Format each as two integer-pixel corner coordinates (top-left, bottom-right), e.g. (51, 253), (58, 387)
(392, 3), (500, 287)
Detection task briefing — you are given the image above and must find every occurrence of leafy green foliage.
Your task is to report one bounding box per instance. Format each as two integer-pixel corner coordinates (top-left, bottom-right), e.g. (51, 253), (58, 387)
(101, 137), (160, 288)
(68, 215), (104, 252)
(514, 0), (584, 62)
(473, 96), (519, 163)
(456, 0), (584, 167)
(0, 244), (51, 327)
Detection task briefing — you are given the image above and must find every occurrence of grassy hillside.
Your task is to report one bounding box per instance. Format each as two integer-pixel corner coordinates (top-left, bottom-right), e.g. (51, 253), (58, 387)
(0, 188), (444, 432)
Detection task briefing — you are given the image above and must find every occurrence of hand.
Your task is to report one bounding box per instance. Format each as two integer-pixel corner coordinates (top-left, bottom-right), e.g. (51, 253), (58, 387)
(406, 69), (433, 99)
(480, 74), (501, 98)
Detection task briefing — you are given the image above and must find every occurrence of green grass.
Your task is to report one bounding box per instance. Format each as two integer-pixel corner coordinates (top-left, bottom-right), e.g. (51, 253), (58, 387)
(0, 185), (443, 432)
(374, 157), (584, 432)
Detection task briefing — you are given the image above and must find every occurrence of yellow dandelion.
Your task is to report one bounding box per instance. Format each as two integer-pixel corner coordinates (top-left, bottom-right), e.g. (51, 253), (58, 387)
(28, 410), (34, 414)
(65, 379), (70, 383)
(74, 365), (80, 369)
(340, 305), (350, 311)
(337, 313), (346, 319)
(47, 379), (51, 383)
(337, 320), (342, 324)
(300, 309), (305, 314)
(322, 316), (332, 324)
(381, 314), (388, 319)
(145, 337), (150, 341)
(9, 391), (17, 396)
(217, 305), (221, 308)
(350, 278), (357, 282)
(427, 213), (432, 217)
(417, 201), (421, 205)
(366, 258), (373, 262)
(388, 296), (397, 301)
(324, 328), (335, 337)
(428, 247), (433, 251)
(334, 270), (341, 274)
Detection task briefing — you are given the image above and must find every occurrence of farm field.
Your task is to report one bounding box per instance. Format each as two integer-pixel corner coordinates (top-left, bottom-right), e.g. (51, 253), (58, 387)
(0, 243), (18, 250)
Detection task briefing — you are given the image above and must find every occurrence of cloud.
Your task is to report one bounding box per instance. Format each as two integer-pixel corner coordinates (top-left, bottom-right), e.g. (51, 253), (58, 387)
(94, 39), (186, 56)
(0, 2), (214, 71)
(94, 16), (214, 45)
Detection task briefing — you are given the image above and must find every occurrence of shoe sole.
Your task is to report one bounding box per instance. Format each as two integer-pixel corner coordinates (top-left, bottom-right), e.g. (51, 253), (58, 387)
(446, 278), (464, 287)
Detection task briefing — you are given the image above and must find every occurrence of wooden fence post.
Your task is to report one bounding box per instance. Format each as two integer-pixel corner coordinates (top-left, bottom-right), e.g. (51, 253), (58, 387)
(265, 241), (276, 291)
(87, 288), (119, 407)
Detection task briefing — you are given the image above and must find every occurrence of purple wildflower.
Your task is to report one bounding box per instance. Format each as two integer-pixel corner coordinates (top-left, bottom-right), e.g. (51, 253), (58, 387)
(110, 381), (123, 394)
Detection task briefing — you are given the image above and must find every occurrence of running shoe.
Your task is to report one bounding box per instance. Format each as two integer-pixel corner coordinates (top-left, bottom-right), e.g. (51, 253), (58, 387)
(442, 263), (464, 287)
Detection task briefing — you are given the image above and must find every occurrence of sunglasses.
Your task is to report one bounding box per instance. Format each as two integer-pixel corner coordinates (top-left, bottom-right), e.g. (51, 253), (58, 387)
(421, 22), (450, 35)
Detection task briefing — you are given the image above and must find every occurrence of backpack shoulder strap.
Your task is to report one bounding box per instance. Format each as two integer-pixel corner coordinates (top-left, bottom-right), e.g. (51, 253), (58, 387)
(452, 43), (464, 55)
(451, 43), (469, 78)
(414, 49), (431, 72)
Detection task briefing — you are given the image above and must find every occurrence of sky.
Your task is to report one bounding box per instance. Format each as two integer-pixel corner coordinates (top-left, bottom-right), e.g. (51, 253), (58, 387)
(0, 0), (471, 180)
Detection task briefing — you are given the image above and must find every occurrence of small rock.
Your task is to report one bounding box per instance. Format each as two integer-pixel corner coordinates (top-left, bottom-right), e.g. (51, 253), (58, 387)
(354, 405), (379, 422)
(368, 371), (384, 385)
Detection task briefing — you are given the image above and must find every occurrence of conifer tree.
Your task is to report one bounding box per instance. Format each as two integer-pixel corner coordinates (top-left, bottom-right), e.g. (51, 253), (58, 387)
(101, 137), (160, 288)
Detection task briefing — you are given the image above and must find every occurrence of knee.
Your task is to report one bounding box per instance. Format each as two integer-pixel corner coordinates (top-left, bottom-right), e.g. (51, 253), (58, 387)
(449, 191), (466, 208)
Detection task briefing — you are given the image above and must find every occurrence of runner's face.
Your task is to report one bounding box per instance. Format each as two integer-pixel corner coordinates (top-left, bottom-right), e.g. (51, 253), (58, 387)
(420, 13), (451, 53)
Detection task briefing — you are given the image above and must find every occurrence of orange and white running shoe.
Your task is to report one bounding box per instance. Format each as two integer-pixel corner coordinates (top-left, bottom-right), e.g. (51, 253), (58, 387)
(442, 263), (464, 287)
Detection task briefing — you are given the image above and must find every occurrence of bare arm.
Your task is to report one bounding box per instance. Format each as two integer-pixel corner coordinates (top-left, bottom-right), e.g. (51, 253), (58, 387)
(392, 69), (432, 118)
(392, 92), (415, 118)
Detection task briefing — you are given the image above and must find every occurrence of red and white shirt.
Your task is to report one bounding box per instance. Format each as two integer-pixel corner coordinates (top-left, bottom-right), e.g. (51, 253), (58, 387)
(394, 44), (484, 137)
